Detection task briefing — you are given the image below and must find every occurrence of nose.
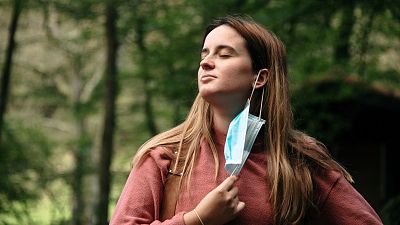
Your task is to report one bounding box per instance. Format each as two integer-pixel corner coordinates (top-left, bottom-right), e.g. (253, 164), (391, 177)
(199, 56), (215, 70)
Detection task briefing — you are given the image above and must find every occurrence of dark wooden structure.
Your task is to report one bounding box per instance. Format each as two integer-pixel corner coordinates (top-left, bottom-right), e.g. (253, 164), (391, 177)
(293, 76), (400, 212)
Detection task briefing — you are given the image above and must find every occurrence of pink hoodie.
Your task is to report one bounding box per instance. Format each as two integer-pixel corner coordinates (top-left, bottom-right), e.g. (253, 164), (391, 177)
(110, 131), (382, 225)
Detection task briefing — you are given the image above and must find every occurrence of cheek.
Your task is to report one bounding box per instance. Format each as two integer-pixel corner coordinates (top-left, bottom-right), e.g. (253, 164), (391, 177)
(197, 68), (202, 86)
(227, 63), (253, 82)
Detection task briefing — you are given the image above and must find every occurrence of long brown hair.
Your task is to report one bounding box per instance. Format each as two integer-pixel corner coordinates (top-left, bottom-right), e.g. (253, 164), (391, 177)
(132, 15), (353, 224)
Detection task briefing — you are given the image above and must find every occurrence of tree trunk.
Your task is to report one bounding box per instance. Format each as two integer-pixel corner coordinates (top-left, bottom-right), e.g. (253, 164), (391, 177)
(71, 74), (90, 225)
(72, 118), (88, 225)
(334, 0), (356, 65)
(135, 17), (158, 136)
(96, 2), (119, 225)
(0, 0), (22, 147)
(357, 10), (375, 77)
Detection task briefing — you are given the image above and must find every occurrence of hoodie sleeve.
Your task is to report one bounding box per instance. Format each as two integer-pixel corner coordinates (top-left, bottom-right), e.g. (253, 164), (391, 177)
(308, 170), (383, 225)
(109, 148), (186, 225)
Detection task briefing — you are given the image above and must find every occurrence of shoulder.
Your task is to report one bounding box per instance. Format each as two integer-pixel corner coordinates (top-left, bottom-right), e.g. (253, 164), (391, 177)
(134, 146), (175, 180)
(312, 169), (342, 205)
(147, 146), (175, 165)
(309, 168), (383, 224)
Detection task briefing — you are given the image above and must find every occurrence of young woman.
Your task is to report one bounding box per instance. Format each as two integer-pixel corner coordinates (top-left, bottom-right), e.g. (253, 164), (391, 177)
(110, 15), (382, 225)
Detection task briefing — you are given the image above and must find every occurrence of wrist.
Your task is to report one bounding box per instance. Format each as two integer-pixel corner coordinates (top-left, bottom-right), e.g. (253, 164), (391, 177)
(193, 208), (205, 225)
(184, 210), (202, 225)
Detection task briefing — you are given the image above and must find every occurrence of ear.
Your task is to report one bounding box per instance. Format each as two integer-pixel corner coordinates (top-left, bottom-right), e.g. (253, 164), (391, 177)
(254, 69), (268, 89)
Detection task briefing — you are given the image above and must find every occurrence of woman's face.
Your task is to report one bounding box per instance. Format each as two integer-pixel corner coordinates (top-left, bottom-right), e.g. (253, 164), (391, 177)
(198, 25), (254, 111)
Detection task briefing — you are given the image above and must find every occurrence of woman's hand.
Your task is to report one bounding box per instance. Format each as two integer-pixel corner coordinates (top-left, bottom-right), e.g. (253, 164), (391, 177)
(184, 176), (245, 225)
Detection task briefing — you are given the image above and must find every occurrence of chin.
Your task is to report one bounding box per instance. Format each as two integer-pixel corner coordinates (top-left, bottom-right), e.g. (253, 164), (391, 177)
(199, 90), (212, 101)
(200, 90), (226, 107)
(199, 88), (214, 99)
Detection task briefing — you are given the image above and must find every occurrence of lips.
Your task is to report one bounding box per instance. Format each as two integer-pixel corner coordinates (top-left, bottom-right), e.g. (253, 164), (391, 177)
(201, 74), (217, 79)
(200, 74), (217, 82)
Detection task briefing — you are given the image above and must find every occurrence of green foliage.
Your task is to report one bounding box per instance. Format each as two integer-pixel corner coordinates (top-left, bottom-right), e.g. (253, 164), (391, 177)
(0, 120), (53, 223)
(0, 0), (399, 224)
(381, 195), (400, 225)
(52, 0), (100, 20)
(292, 77), (353, 144)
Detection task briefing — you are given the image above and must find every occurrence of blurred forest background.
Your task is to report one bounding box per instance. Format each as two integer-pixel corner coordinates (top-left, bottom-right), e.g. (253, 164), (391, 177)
(1, 0), (399, 224)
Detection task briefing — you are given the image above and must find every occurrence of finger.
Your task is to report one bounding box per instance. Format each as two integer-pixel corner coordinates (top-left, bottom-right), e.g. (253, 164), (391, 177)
(235, 201), (246, 213)
(232, 196), (239, 207)
(218, 176), (237, 191)
(229, 186), (239, 198)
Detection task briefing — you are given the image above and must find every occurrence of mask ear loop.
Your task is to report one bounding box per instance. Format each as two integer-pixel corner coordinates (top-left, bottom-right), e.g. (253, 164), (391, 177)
(249, 70), (262, 101)
(258, 87), (264, 120)
(249, 70), (265, 120)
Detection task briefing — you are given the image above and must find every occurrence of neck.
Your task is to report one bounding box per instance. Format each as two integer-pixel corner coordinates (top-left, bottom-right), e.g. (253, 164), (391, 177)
(211, 101), (247, 134)
(212, 110), (233, 134)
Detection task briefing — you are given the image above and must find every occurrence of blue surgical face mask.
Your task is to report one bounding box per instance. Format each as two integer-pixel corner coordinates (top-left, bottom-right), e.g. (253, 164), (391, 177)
(224, 70), (266, 176)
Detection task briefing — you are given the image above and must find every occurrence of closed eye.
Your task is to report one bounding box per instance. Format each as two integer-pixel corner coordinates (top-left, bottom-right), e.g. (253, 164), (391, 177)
(200, 45), (236, 59)
(219, 54), (232, 58)
(200, 48), (209, 60)
(218, 47), (235, 58)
